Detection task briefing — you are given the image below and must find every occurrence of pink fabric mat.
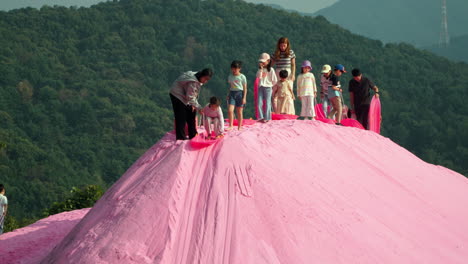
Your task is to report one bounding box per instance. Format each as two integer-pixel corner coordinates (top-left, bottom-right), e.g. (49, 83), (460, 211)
(271, 113), (298, 120)
(369, 95), (381, 134)
(5, 120), (468, 264)
(315, 103), (326, 119)
(341, 118), (365, 129)
(190, 134), (223, 149)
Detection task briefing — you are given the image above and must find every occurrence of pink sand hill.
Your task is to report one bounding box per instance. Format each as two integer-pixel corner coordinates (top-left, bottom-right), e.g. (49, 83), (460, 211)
(0, 209), (90, 264)
(3, 120), (468, 263)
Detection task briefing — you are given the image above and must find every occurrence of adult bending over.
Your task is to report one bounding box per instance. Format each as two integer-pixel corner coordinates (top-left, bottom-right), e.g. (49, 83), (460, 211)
(169, 68), (213, 140)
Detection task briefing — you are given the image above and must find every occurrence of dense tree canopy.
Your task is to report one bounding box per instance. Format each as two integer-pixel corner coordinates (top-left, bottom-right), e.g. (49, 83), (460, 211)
(0, 0), (467, 222)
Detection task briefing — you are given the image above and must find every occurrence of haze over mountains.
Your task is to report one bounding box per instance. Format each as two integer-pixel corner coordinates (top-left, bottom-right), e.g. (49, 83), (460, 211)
(245, 0), (338, 13)
(261, 0), (468, 62)
(315, 0), (468, 47)
(425, 34), (468, 63)
(0, 0), (107, 11)
(1, 0), (338, 13)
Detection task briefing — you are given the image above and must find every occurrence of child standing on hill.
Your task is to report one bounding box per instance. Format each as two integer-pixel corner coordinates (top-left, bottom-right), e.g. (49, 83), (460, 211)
(256, 53), (277, 123)
(272, 37), (296, 115)
(297, 60), (317, 120)
(327, 64), (346, 125)
(0, 184), (8, 235)
(227, 60), (247, 130)
(273, 70), (295, 115)
(202, 96), (225, 139)
(320, 64), (332, 117)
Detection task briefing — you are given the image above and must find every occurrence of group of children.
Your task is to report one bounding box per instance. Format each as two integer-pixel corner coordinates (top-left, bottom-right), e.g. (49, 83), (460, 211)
(200, 37), (350, 139)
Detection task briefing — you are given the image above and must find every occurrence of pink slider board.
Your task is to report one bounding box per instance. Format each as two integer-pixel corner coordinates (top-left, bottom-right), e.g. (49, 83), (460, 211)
(272, 113), (298, 120)
(341, 118), (365, 130)
(368, 95), (381, 134)
(190, 134), (223, 149)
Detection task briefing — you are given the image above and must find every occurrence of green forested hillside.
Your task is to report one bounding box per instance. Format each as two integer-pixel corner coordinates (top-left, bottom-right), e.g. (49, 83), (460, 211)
(1, 0), (467, 221)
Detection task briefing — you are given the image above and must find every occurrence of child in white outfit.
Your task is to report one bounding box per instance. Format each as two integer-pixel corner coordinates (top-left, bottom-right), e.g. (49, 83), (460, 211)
(256, 52), (278, 122)
(272, 70), (295, 115)
(297, 60), (317, 119)
(202, 97), (224, 139)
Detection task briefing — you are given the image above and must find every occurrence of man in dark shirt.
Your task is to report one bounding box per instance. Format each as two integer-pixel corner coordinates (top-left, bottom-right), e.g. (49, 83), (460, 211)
(348, 68), (380, 129)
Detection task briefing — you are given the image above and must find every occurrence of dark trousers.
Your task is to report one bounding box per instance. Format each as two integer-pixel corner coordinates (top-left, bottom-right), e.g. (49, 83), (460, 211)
(356, 104), (370, 130)
(170, 94), (197, 140)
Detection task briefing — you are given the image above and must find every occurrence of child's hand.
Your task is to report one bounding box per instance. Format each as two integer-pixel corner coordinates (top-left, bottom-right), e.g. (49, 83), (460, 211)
(242, 98), (246, 105)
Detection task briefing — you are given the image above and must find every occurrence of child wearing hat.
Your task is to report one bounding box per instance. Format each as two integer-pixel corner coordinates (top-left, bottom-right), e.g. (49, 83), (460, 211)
(256, 53), (278, 122)
(297, 60), (317, 120)
(320, 64), (332, 116)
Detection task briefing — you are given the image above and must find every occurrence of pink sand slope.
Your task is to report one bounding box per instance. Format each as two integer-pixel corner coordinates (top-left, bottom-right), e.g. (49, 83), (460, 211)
(0, 208), (90, 264)
(4, 120), (468, 264)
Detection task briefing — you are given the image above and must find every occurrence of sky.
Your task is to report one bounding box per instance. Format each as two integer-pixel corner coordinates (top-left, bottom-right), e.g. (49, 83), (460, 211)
(0, 0), (338, 13)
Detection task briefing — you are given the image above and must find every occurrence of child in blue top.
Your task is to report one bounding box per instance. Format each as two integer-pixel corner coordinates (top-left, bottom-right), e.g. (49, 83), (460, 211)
(227, 60), (247, 130)
(327, 64), (346, 125)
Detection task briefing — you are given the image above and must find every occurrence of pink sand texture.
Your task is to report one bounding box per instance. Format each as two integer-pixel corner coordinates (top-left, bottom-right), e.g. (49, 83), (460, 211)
(0, 208), (90, 264)
(4, 120), (468, 264)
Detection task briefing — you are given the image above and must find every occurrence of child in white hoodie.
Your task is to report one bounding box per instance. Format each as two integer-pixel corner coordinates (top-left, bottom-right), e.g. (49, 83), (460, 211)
(202, 97), (224, 139)
(297, 60), (317, 120)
